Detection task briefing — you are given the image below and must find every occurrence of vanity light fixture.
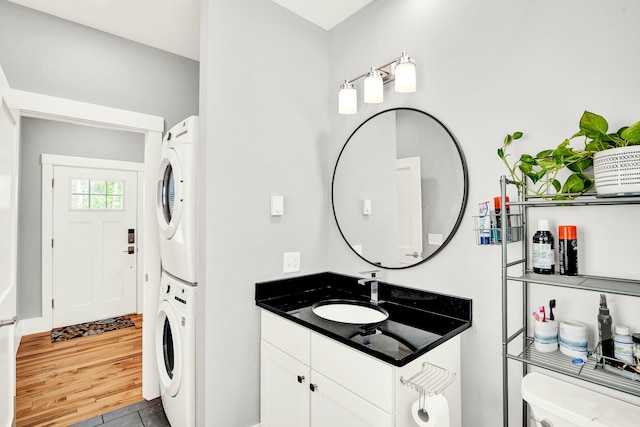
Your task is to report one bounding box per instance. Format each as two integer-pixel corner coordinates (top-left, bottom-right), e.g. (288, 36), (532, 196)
(394, 51), (417, 93)
(338, 51), (416, 114)
(363, 67), (383, 104)
(338, 80), (357, 115)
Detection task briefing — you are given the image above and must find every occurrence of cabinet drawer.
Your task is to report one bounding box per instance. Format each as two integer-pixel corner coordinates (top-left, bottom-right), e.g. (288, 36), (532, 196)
(261, 310), (311, 365)
(311, 333), (393, 413)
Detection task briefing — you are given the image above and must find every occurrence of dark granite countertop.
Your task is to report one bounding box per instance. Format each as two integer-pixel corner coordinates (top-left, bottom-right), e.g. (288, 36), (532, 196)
(255, 272), (472, 367)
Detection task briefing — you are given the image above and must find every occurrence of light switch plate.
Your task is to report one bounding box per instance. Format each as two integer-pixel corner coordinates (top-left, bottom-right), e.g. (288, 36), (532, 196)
(362, 199), (372, 215)
(283, 252), (300, 273)
(271, 195), (284, 216)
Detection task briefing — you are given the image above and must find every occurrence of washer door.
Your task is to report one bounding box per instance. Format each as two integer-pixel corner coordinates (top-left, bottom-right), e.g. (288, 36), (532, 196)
(156, 148), (184, 239)
(156, 300), (182, 397)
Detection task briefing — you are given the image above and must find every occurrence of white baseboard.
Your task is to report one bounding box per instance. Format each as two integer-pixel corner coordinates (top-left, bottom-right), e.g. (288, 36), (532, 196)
(18, 316), (49, 336)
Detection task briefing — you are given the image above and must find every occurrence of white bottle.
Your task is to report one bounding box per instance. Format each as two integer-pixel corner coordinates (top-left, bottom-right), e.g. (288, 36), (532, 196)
(613, 325), (634, 364)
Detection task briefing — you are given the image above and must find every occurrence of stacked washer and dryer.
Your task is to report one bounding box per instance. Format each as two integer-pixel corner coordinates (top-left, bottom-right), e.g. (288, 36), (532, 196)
(155, 116), (198, 427)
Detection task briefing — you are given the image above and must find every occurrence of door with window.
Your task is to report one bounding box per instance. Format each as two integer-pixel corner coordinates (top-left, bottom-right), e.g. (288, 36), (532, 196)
(52, 166), (137, 327)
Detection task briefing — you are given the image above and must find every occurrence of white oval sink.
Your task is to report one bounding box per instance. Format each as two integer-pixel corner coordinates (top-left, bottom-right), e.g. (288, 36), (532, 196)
(311, 300), (389, 324)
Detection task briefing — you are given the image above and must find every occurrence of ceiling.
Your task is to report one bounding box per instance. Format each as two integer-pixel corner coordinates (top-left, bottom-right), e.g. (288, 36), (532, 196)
(7, 0), (373, 61)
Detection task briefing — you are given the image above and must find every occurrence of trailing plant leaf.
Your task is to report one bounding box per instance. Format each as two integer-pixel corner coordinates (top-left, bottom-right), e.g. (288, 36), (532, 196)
(562, 173), (585, 194)
(621, 122), (640, 144)
(536, 149), (554, 158)
(579, 111), (608, 139)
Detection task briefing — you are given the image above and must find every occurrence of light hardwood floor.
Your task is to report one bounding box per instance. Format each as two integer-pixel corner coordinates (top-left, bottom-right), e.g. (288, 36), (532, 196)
(16, 314), (143, 427)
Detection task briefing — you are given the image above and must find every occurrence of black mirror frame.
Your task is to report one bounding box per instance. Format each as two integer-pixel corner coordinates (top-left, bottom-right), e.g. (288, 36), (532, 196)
(331, 107), (469, 270)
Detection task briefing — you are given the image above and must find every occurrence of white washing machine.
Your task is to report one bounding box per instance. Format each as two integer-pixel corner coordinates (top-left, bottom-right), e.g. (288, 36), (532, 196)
(157, 116), (198, 284)
(156, 271), (196, 427)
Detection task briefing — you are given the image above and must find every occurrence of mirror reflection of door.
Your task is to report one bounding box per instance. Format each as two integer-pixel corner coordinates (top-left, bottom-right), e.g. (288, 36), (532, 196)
(396, 157), (423, 265)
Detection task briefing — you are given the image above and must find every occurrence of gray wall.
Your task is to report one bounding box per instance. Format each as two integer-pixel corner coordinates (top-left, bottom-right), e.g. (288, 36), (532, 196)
(0, 0), (198, 131)
(0, 0), (199, 319)
(17, 118), (143, 318)
(199, 0), (330, 425)
(328, 0), (640, 425)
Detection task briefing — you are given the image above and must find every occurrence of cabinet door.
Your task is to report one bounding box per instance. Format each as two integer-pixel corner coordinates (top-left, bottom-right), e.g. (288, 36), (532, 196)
(310, 371), (393, 427)
(261, 340), (311, 427)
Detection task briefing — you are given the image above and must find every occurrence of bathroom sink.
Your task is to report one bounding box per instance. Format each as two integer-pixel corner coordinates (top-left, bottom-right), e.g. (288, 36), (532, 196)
(311, 299), (389, 324)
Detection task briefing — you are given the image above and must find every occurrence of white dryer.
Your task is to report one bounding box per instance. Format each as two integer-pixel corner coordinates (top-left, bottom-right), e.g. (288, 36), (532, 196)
(156, 271), (196, 427)
(157, 116), (198, 284)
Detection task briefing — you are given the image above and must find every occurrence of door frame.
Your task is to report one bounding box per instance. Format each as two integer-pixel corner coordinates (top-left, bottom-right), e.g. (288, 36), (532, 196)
(0, 66), (19, 427)
(42, 154), (144, 328)
(5, 78), (164, 401)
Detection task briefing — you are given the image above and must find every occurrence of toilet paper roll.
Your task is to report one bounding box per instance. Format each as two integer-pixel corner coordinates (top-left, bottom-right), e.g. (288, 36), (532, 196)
(411, 394), (450, 427)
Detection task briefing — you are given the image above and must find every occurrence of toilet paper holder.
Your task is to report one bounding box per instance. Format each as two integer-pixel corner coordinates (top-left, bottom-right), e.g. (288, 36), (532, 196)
(400, 362), (455, 412)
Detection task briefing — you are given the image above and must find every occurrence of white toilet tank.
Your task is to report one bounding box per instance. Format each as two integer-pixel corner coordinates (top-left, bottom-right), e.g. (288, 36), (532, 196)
(521, 372), (640, 426)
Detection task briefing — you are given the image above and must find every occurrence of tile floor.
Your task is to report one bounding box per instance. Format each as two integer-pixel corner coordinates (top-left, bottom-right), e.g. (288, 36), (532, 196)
(69, 398), (170, 427)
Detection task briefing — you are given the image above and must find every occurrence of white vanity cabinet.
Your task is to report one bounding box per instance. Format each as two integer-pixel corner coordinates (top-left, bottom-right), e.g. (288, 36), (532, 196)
(260, 309), (462, 427)
(261, 341), (311, 426)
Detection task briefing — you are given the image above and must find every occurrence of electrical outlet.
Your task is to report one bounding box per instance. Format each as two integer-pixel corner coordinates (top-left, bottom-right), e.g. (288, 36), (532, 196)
(283, 252), (300, 273)
(428, 233), (443, 245)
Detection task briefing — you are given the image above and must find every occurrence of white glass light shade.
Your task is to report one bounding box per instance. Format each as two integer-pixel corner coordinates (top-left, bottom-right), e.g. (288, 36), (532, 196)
(338, 81), (357, 114)
(395, 52), (416, 93)
(364, 68), (383, 103)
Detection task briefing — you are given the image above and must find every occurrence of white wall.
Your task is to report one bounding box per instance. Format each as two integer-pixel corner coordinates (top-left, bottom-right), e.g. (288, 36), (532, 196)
(198, 0), (330, 425)
(328, 0), (640, 425)
(0, 0), (199, 130)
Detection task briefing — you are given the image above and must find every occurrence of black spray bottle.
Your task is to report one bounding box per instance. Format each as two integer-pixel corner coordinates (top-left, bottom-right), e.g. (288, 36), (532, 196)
(598, 294), (614, 361)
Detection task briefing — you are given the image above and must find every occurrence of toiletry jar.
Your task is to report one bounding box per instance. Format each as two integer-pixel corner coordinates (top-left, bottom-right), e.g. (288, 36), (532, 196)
(559, 321), (588, 359)
(535, 320), (558, 353)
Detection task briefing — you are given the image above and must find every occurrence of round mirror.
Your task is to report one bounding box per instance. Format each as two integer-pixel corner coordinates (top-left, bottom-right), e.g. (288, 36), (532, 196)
(331, 108), (468, 269)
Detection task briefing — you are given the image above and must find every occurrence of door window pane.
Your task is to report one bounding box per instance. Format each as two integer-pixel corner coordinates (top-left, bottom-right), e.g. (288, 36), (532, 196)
(71, 195), (89, 209)
(107, 181), (123, 195)
(107, 195), (123, 209)
(70, 178), (124, 210)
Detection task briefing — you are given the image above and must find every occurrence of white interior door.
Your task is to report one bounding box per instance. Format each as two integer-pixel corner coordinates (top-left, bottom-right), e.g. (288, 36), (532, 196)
(52, 166), (138, 327)
(0, 86), (19, 427)
(396, 157), (423, 265)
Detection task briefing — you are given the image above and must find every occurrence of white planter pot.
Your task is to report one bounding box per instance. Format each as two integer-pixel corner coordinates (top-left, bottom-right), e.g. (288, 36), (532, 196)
(593, 145), (640, 196)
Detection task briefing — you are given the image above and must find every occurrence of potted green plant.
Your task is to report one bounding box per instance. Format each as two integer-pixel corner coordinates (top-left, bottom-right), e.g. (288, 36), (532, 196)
(575, 111), (640, 196)
(498, 111), (640, 200)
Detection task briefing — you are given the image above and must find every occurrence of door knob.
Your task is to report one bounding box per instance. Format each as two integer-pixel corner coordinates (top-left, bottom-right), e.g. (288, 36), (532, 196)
(297, 375), (305, 383)
(405, 251), (419, 258)
(309, 383), (318, 392)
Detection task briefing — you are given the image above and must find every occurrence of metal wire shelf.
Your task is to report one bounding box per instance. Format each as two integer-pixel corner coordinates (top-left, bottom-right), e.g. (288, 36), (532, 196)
(507, 338), (640, 397)
(400, 362), (455, 411)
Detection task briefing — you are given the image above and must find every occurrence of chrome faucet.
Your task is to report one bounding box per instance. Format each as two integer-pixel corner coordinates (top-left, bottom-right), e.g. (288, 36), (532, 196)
(358, 270), (380, 305)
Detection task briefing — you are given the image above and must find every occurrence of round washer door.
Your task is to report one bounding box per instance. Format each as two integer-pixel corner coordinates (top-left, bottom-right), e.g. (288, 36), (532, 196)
(156, 300), (182, 397)
(156, 148), (184, 239)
